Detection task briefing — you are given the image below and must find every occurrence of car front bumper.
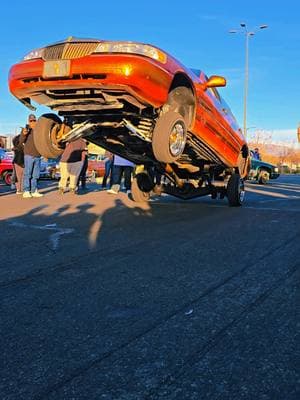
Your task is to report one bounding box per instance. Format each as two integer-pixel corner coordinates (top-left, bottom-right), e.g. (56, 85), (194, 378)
(9, 54), (173, 110)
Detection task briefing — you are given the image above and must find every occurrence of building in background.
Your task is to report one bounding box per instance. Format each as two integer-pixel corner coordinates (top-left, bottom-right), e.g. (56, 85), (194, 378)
(0, 135), (8, 149)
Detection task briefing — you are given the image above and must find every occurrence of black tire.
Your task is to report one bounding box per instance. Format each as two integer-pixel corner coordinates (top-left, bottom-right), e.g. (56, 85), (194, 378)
(33, 114), (64, 159)
(237, 146), (251, 179)
(3, 171), (12, 186)
(152, 111), (187, 163)
(131, 173), (153, 203)
(227, 173), (245, 207)
(258, 169), (270, 184)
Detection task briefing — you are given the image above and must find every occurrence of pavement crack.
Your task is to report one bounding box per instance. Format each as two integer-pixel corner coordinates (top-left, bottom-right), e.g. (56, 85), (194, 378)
(32, 238), (299, 400)
(144, 263), (300, 399)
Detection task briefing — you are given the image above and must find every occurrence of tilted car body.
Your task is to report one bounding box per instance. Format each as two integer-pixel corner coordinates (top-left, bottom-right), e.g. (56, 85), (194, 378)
(248, 150), (280, 184)
(9, 37), (250, 206)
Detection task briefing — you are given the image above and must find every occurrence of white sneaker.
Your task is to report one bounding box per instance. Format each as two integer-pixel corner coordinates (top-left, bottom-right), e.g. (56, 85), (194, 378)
(31, 190), (44, 198)
(16, 191), (23, 195)
(107, 189), (118, 194)
(23, 191), (32, 198)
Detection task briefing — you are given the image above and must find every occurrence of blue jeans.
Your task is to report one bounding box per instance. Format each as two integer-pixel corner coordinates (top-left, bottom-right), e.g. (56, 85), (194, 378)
(102, 159), (113, 188)
(111, 165), (133, 191)
(23, 155), (41, 192)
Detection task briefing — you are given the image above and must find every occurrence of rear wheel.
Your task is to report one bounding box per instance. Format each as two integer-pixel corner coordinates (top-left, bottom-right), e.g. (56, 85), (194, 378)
(152, 111), (187, 163)
(227, 173), (245, 207)
(131, 172), (153, 203)
(258, 169), (270, 184)
(3, 171), (12, 186)
(33, 114), (65, 158)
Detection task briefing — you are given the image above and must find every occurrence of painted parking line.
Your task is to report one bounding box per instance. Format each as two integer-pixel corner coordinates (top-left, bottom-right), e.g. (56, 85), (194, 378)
(9, 221), (74, 250)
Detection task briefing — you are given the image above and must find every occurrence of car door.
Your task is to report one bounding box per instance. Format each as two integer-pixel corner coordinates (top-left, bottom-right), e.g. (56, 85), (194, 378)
(195, 72), (244, 165)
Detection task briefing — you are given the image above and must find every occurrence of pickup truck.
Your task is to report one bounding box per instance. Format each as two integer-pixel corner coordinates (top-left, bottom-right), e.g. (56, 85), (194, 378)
(248, 150), (280, 184)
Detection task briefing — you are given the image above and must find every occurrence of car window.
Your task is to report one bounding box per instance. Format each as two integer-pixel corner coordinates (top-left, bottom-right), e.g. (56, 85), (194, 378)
(207, 87), (221, 102)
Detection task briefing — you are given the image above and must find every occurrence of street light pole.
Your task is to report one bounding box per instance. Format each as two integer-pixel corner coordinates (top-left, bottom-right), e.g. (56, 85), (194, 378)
(243, 30), (250, 140)
(229, 23), (268, 138)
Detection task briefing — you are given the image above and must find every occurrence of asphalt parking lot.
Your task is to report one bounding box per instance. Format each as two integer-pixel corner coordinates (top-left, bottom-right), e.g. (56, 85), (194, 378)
(1, 175), (299, 400)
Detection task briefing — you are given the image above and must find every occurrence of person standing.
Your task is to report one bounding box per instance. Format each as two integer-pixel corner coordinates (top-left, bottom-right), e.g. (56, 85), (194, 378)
(102, 150), (114, 189)
(58, 138), (86, 194)
(77, 140), (89, 191)
(12, 133), (24, 194)
(19, 114), (43, 198)
(253, 148), (261, 161)
(107, 155), (134, 194)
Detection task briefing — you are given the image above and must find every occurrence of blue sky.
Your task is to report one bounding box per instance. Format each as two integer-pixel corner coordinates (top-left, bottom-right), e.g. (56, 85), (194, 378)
(0, 0), (299, 143)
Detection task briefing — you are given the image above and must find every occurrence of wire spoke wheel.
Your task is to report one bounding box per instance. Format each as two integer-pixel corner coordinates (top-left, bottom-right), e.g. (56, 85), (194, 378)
(169, 122), (185, 157)
(152, 111), (187, 163)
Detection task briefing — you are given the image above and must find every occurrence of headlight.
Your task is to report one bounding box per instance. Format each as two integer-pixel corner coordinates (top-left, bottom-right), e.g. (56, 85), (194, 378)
(23, 48), (44, 60)
(274, 167), (279, 172)
(94, 42), (167, 64)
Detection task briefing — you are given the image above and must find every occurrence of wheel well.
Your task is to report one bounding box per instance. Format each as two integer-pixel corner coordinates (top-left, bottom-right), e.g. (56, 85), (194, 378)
(1, 169), (12, 177)
(259, 168), (271, 174)
(168, 73), (196, 127)
(241, 144), (249, 158)
(169, 73), (194, 93)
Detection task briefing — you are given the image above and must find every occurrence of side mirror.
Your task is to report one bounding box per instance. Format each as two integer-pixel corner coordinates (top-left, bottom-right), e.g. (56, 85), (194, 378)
(204, 75), (226, 89)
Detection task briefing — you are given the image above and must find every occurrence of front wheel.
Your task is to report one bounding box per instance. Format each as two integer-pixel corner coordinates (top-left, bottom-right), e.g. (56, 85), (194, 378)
(152, 111), (187, 163)
(227, 173), (245, 207)
(258, 170), (270, 184)
(33, 114), (65, 159)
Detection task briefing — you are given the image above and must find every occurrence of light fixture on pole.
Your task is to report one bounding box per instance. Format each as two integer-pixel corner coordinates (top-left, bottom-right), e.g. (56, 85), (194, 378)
(229, 23), (268, 138)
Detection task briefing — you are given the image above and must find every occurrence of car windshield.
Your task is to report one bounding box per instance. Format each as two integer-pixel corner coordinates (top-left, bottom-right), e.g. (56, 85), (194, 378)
(190, 68), (202, 77)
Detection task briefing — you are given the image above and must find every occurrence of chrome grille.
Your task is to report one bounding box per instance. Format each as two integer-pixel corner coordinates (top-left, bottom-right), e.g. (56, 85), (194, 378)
(43, 42), (99, 60)
(44, 44), (64, 60)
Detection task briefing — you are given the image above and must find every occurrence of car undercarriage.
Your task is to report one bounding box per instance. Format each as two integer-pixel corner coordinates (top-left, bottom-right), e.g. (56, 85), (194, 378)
(9, 38), (250, 206)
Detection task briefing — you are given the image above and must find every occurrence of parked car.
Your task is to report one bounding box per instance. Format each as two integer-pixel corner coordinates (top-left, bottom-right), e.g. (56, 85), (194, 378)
(8, 37), (250, 206)
(248, 150), (280, 184)
(53, 153), (106, 180)
(39, 157), (59, 179)
(0, 148), (6, 160)
(87, 153), (106, 178)
(0, 153), (13, 185)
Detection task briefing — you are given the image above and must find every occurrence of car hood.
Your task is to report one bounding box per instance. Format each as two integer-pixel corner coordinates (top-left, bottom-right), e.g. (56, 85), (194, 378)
(251, 158), (275, 169)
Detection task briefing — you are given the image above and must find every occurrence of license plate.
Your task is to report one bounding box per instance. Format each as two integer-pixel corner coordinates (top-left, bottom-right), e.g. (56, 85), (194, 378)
(43, 60), (70, 78)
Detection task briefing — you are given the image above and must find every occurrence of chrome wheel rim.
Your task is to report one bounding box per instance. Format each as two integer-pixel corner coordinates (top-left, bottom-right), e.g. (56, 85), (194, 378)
(169, 122), (186, 157)
(239, 179), (245, 203)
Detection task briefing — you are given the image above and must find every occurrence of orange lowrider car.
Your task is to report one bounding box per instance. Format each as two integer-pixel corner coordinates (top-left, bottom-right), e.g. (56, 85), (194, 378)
(9, 37), (250, 206)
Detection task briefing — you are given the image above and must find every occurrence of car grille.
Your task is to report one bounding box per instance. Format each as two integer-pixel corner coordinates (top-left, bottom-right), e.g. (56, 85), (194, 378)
(43, 42), (99, 60)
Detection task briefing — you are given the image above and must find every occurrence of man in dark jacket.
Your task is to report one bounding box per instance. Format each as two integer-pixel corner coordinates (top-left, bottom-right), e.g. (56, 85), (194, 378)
(19, 114), (43, 198)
